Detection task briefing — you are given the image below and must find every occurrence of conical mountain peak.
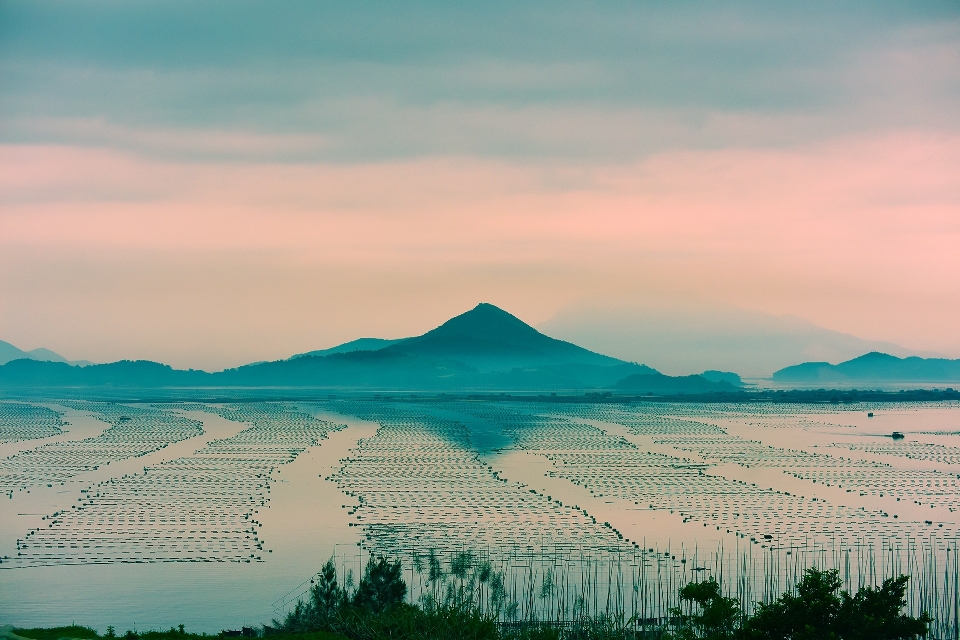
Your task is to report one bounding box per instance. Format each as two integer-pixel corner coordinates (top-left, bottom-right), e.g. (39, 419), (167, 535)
(382, 303), (623, 371)
(422, 303), (543, 344)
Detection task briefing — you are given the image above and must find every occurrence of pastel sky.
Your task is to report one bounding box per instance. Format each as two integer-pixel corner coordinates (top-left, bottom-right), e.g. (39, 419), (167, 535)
(1, 1), (959, 371)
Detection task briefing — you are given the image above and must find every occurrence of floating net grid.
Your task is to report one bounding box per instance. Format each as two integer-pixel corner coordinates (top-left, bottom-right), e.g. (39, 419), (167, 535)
(0, 402), (203, 496)
(831, 440), (960, 465)
(0, 402), (64, 444)
(660, 435), (960, 514)
(12, 403), (344, 565)
(310, 399), (960, 636)
(6, 398), (960, 636)
(321, 400), (634, 565)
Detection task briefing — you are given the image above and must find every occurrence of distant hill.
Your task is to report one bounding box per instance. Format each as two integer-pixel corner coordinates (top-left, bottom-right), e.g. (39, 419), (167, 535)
(379, 303), (624, 371)
(540, 302), (932, 378)
(0, 340), (92, 366)
(773, 352), (960, 384)
(615, 372), (739, 394)
(0, 303), (657, 391)
(0, 358), (210, 387)
(291, 338), (404, 359)
(219, 303), (655, 389)
(700, 370), (743, 387)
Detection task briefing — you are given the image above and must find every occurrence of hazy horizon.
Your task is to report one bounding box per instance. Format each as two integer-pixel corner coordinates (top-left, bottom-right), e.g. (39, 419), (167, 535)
(2, 1), (958, 371)
(0, 299), (952, 378)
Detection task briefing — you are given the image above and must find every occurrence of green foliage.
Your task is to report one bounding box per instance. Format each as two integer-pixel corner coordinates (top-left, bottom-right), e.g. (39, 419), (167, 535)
(671, 578), (740, 640)
(12, 628), (224, 640)
(352, 556), (407, 615)
(15, 627), (100, 640)
(835, 575), (930, 640)
(137, 629), (212, 640)
(562, 613), (638, 640)
(311, 558), (348, 622)
(280, 557), (352, 633)
(23, 555), (923, 640)
(511, 626), (561, 640)
(279, 550), (512, 639)
(743, 568), (841, 639)
(339, 602), (499, 640)
(275, 557), (928, 639)
(741, 568), (928, 640)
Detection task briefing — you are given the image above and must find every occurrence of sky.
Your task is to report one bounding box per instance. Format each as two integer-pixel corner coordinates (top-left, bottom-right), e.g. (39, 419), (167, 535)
(1, 1), (958, 372)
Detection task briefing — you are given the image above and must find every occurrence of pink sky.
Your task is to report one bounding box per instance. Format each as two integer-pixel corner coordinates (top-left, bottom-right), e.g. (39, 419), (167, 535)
(2, 130), (958, 370)
(2, 3), (958, 371)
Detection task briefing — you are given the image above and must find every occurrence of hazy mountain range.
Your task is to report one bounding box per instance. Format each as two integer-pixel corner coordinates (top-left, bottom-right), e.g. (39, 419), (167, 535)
(0, 340), (92, 367)
(539, 302), (937, 378)
(773, 352), (960, 385)
(0, 303), (735, 392)
(292, 338), (404, 359)
(2, 303), (958, 392)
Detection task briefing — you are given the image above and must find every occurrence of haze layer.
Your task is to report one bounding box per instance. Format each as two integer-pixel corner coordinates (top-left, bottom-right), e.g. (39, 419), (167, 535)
(1, 2), (958, 369)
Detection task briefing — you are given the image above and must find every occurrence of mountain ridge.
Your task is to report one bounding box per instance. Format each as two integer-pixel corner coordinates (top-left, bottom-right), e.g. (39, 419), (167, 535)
(0, 340), (92, 367)
(616, 372), (739, 394)
(539, 303), (936, 377)
(0, 303), (657, 391)
(291, 338), (405, 359)
(773, 352), (960, 384)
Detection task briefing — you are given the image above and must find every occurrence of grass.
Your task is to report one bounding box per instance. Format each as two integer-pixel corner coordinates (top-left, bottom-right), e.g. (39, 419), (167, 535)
(14, 628), (100, 640)
(12, 630), (348, 640)
(275, 633), (350, 640)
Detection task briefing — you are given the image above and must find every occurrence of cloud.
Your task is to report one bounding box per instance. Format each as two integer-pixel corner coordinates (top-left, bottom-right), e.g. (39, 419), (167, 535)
(1, 1), (958, 367)
(1, 128), (958, 368)
(2, 3), (958, 163)
(3, 130), (957, 253)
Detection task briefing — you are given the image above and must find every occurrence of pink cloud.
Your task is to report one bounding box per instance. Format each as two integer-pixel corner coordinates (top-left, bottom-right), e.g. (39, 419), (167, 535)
(2, 131), (958, 366)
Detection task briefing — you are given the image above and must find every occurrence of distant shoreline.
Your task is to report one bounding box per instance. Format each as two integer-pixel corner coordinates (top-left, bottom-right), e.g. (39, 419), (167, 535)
(1, 387), (957, 404)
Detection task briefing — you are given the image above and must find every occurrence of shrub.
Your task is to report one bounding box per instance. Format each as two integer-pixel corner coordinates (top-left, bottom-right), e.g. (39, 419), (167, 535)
(741, 568), (928, 640)
(671, 578), (740, 640)
(352, 556), (406, 615)
(277, 553), (929, 640)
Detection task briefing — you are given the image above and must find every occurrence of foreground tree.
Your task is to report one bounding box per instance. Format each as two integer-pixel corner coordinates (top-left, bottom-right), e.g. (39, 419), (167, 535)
(672, 578), (741, 640)
(311, 558), (347, 621)
(278, 553), (928, 640)
(835, 575), (930, 640)
(741, 568), (928, 640)
(352, 556), (407, 615)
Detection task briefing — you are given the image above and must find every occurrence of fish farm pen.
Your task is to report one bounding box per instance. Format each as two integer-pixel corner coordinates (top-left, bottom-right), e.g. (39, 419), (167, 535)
(3, 397), (960, 635)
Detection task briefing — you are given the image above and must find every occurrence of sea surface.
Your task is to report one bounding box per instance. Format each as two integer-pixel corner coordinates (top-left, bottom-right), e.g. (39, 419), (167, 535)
(2, 399), (960, 633)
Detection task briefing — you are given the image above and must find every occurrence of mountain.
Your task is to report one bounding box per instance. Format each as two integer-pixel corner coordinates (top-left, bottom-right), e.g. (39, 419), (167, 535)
(0, 340), (92, 366)
(379, 303), (624, 371)
(700, 370), (743, 387)
(615, 372), (739, 394)
(0, 358), (210, 387)
(219, 303), (654, 389)
(539, 301), (932, 378)
(217, 348), (477, 389)
(773, 352), (960, 384)
(0, 303), (656, 391)
(291, 338), (404, 359)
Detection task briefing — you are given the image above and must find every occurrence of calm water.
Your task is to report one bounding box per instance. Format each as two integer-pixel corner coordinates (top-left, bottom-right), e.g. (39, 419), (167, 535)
(2, 399), (960, 632)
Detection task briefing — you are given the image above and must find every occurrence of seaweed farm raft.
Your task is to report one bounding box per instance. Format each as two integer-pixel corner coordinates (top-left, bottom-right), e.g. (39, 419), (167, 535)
(2, 398), (960, 635)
